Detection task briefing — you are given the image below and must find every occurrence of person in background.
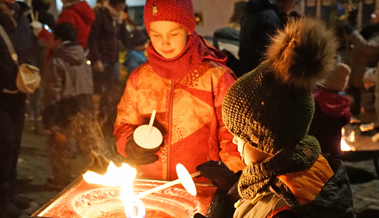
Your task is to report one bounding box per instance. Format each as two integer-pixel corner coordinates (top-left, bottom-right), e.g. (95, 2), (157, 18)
(88, 0), (131, 135)
(31, 0), (95, 50)
(26, 0), (56, 133)
(343, 9), (379, 118)
(196, 18), (354, 218)
(114, 0), (245, 182)
(93, 0), (107, 14)
(42, 23), (94, 190)
(361, 68), (376, 116)
(358, 67), (378, 132)
(308, 63), (352, 159)
(123, 29), (148, 76)
(238, 0), (298, 77)
(212, 1), (246, 76)
(0, 0), (36, 216)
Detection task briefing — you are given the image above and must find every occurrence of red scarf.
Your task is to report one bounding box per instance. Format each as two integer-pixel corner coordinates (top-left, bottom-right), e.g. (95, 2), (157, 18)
(147, 31), (227, 80)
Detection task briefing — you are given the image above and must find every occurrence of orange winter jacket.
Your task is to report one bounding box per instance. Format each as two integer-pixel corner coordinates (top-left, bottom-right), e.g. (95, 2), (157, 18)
(114, 61), (245, 181)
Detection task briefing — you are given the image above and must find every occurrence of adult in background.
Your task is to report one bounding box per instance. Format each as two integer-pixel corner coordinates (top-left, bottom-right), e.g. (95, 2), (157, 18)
(0, 0), (36, 216)
(343, 9), (379, 118)
(31, 0), (95, 50)
(238, 0), (298, 77)
(88, 0), (131, 135)
(26, 0), (56, 133)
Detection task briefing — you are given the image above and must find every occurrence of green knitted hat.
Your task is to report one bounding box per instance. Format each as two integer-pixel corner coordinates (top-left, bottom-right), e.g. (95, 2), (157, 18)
(222, 17), (338, 155)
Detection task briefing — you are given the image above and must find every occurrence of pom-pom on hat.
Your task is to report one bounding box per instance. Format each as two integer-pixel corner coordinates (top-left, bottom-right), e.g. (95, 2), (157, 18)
(322, 63), (351, 92)
(144, 0), (196, 35)
(222, 17), (338, 155)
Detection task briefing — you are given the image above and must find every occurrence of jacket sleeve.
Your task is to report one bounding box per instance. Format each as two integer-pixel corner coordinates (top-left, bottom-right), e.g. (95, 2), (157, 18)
(43, 58), (64, 106)
(87, 13), (103, 62)
(348, 30), (379, 57)
(212, 65), (246, 172)
(114, 69), (142, 157)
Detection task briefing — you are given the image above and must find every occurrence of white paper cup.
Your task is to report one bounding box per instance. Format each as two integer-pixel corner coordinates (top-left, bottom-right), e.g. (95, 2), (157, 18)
(133, 125), (163, 149)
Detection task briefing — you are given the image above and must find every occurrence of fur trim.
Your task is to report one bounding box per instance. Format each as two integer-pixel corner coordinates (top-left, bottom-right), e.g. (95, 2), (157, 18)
(265, 17), (338, 90)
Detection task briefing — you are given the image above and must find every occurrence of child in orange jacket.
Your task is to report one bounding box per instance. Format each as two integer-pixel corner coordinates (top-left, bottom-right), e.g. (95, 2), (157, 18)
(114, 0), (245, 181)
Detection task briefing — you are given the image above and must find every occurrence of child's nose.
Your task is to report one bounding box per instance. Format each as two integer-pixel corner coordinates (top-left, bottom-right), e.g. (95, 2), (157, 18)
(162, 37), (170, 46)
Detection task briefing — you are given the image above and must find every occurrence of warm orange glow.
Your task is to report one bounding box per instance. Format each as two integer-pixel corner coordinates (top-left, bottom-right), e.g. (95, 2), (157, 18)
(341, 128), (355, 151)
(83, 162), (145, 218)
(341, 139), (352, 151)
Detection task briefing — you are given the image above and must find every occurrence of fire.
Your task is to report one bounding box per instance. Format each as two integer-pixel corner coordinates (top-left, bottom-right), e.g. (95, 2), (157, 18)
(340, 128), (355, 151)
(83, 162), (145, 218)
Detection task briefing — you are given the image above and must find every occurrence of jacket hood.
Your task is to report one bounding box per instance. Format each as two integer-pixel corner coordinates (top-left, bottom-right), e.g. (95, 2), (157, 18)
(66, 1), (95, 25)
(202, 36), (228, 65)
(292, 158), (355, 217)
(313, 90), (351, 118)
(54, 42), (86, 65)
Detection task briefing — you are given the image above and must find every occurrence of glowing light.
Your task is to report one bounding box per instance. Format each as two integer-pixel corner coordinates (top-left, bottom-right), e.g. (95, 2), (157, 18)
(340, 128), (355, 151)
(341, 139), (352, 151)
(349, 130), (355, 142)
(83, 162), (145, 218)
(86, 60), (91, 65)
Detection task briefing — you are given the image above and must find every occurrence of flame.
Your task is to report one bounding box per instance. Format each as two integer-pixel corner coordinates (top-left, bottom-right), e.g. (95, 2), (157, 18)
(349, 130), (355, 142)
(340, 139), (352, 151)
(83, 162), (145, 218)
(340, 128), (354, 151)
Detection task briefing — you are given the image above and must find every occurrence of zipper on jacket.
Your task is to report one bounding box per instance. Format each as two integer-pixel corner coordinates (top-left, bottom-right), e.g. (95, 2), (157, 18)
(167, 81), (174, 180)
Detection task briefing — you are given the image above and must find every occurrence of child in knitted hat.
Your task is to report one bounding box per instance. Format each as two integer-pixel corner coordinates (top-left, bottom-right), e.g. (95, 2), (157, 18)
(308, 63), (352, 159)
(114, 0), (245, 181)
(196, 18), (354, 217)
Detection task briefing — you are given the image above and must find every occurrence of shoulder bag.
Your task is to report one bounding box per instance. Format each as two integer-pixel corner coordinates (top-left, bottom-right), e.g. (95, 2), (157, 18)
(0, 24), (41, 94)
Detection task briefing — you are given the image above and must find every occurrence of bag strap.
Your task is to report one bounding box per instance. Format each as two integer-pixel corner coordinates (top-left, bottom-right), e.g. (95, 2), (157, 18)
(0, 24), (18, 64)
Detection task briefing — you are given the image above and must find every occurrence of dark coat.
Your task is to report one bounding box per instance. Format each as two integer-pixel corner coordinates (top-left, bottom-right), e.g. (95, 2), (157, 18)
(0, 2), (36, 93)
(88, 7), (131, 64)
(238, 0), (288, 76)
(308, 90), (352, 158)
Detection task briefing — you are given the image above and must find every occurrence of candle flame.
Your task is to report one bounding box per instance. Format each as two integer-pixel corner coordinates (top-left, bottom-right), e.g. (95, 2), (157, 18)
(83, 162), (145, 218)
(349, 130), (355, 142)
(340, 128), (354, 151)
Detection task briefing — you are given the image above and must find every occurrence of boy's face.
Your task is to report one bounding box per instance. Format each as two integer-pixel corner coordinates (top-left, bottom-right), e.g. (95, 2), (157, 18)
(232, 135), (272, 164)
(149, 21), (189, 59)
(48, 37), (62, 50)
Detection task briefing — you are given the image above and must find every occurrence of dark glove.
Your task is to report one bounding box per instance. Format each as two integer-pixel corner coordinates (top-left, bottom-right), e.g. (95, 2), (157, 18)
(193, 213), (207, 218)
(125, 138), (160, 166)
(196, 161), (238, 191)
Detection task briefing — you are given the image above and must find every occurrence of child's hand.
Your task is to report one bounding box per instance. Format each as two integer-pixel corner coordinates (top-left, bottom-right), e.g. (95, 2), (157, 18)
(196, 161), (238, 191)
(125, 138), (160, 166)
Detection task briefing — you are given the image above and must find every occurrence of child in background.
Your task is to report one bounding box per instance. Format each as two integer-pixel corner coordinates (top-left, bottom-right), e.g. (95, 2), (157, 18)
(42, 23), (94, 189)
(123, 29), (148, 77)
(308, 63), (352, 159)
(114, 0), (245, 181)
(196, 18), (354, 218)
(357, 67), (378, 132)
(360, 68), (377, 120)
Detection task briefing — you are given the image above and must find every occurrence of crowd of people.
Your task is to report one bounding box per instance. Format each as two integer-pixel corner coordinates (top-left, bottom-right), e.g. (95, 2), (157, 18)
(2, 0), (378, 217)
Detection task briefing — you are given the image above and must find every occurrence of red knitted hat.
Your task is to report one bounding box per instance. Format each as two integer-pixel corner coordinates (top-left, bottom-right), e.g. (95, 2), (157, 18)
(144, 0), (196, 35)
